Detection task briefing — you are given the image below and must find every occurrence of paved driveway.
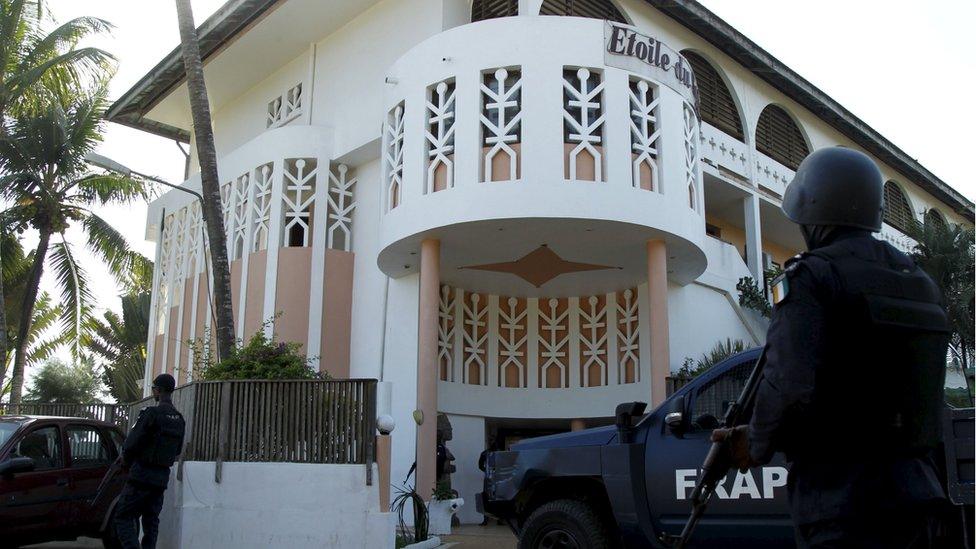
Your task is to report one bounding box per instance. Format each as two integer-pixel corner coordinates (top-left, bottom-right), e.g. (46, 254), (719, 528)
(442, 524), (517, 548)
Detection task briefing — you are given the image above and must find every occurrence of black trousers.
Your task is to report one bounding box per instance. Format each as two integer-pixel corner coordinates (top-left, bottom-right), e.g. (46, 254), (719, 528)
(114, 481), (166, 549)
(796, 505), (943, 549)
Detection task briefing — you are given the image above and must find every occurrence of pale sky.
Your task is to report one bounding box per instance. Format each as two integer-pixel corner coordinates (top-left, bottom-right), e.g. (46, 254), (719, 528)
(22, 0), (975, 387)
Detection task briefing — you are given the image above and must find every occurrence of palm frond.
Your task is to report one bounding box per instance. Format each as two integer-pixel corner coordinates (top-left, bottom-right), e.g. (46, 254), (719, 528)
(75, 172), (146, 205)
(49, 238), (93, 357)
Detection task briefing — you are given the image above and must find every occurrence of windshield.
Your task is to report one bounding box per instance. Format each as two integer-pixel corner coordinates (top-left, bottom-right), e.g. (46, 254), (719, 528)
(0, 422), (19, 449)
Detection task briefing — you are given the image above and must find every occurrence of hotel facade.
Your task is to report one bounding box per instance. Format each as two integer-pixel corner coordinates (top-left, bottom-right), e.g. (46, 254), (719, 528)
(109, 0), (974, 522)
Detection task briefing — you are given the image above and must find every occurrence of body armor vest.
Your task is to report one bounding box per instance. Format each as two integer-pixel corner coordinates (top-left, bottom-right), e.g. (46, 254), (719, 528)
(808, 237), (949, 454)
(140, 403), (186, 468)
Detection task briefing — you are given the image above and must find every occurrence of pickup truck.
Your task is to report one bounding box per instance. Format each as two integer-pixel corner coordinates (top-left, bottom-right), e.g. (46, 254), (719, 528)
(478, 348), (975, 548)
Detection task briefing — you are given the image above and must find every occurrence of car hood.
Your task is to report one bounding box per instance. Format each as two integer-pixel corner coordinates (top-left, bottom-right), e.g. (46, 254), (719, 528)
(510, 425), (617, 450)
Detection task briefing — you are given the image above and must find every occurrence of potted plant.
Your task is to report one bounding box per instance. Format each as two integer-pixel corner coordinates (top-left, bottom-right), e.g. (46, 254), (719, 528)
(427, 481), (464, 536)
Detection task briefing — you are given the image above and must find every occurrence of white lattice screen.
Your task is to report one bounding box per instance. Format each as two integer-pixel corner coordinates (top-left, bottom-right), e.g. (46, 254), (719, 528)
(425, 80), (457, 194)
(562, 67), (605, 181)
(437, 285), (641, 388)
(384, 103), (405, 211)
(481, 67), (522, 182)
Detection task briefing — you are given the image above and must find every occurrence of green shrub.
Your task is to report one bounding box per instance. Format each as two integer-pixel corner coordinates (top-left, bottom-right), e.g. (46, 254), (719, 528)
(677, 338), (747, 379)
(199, 328), (324, 381)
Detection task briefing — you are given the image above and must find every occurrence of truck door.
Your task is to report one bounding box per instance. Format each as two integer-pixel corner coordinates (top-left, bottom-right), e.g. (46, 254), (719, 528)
(644, 356), (794, 548)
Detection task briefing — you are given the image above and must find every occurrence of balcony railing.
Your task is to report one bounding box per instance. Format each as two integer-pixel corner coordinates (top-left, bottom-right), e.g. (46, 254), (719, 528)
(754, 150), (795, 198)
(699, 123), (749, 181)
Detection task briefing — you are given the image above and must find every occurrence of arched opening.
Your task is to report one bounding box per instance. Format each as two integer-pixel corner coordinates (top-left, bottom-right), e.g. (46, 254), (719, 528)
(883, 181), (916, 234)
(755, 104), (809, 170)
(924, 208), (947, 230)
(681, 50), (744, 141)
(540, 0), (627, 23)
(471, 0), (518, 22)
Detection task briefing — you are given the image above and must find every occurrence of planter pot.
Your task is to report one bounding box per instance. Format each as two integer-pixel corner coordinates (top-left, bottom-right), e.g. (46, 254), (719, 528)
(427, 498), (464, 535)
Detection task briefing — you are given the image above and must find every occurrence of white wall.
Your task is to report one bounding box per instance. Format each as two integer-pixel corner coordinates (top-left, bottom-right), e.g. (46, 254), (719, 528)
(445, 414), (486, 524)
(310, 0), (445, 159)
(158, 461), (393, 549)
(211, 52), (311, 159)
(349, 158), (387, 381)
(382, 273), (421, 498)
(668, 281), (760, 372)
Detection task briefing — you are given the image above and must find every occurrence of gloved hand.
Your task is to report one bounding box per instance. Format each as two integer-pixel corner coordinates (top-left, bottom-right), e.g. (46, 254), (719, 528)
(711, 425), (759, 472)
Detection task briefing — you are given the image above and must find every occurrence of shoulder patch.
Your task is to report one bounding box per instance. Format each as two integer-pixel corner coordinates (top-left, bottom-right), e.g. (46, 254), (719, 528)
(770, 272), (790, 305)
(771, 253), (809, 305)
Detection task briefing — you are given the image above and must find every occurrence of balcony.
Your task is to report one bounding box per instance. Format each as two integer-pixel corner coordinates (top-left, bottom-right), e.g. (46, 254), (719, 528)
(376, 16), (708, 297)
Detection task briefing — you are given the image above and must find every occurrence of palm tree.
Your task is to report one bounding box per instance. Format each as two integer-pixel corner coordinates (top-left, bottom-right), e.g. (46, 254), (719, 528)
(89, 292), (150, 403)
(174, 0), (235, 361)
(1, 232), (65, 391)
(0, 0), (113, 384)
(0, 88), (147, 404)
(908, 217), (975, 398)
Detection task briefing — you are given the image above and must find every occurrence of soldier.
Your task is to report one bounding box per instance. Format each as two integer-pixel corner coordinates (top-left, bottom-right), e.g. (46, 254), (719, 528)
(713, 147), (951, 548)
(115, 373), (186, 549)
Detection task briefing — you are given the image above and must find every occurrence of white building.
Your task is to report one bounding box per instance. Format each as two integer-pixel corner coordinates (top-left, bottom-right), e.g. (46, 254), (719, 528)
(108, 0), (974, 523)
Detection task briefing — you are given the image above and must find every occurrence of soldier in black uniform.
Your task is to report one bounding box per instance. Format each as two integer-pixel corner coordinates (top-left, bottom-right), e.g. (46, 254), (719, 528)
(115, 373), (186, 549)
(713, 147), (951, 548)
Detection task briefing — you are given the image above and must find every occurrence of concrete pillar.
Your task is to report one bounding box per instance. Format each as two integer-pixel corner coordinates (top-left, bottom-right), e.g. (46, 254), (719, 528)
(570, 419), (586, 432)
(743, 193), (764, 280)
(377, 434), (392, 511)
(416, 238), (440, 500)
(647, 240), (671, 407)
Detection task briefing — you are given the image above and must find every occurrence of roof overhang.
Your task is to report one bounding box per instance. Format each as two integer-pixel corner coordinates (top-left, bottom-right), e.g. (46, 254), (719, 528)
(105, 0), (281, 143)
(644, 0), (974, 221)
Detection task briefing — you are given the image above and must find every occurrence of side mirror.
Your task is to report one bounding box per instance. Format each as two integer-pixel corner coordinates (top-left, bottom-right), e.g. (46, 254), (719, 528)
(665, 395), (687, 437)
(0, 457), (36, 477)
(615, 401), (648, 443)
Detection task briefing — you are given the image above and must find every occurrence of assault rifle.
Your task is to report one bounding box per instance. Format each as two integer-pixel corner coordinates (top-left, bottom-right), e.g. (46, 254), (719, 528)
(663, 345), (769, 549)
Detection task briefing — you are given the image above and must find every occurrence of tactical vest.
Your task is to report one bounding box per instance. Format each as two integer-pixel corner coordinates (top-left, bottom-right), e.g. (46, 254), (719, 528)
(808, 237), (949, 454)
(140, 404), (186, 468)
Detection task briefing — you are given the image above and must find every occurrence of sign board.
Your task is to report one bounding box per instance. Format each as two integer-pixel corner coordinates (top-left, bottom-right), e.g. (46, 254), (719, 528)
(604, 21), (700, 112)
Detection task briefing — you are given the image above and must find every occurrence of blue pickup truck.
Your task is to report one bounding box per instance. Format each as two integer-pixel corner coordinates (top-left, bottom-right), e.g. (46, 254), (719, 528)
(478, 348), (974, 548)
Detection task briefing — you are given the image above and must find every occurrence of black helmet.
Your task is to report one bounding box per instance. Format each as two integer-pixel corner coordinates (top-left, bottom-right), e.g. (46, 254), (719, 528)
(782, 147), (884, 232)
(152, 373), (176, 393)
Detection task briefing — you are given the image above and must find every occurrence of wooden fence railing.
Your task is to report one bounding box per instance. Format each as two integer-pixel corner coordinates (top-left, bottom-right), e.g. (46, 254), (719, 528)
(666, 375), (693, 397)
(0, 402), (129, 429)
(128, 379), (377, 482)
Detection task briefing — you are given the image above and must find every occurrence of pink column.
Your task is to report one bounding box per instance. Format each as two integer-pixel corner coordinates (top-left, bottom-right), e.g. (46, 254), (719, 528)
(416, 239), (440, 500)
(647, 240), (671, 407)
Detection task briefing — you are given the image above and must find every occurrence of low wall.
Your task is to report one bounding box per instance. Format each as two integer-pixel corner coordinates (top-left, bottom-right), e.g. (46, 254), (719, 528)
(158, 461), (394, 548)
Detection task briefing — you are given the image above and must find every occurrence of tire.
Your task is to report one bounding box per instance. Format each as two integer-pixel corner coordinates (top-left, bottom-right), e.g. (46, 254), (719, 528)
(518, 499), (610, 549)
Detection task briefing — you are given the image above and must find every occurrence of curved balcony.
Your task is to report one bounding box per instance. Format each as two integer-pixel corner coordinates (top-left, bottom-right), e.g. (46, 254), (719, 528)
(377, 17), (707, 297)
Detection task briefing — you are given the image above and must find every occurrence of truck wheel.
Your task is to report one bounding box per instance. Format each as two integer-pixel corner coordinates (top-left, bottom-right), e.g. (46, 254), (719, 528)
(518, 499), (609, 549)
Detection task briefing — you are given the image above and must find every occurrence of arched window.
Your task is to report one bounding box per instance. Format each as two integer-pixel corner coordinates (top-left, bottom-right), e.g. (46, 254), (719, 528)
(540, 0), (626, 23)
(755, 105), (809, 170)
(682, 51), (743, 141)
(924, 208), (947, 230)
(472, 0), (518, 22)
(883, 181), (916, 234)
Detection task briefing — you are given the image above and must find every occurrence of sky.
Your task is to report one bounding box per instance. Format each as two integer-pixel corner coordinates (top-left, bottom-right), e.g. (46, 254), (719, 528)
(19, 0), (976, 389)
